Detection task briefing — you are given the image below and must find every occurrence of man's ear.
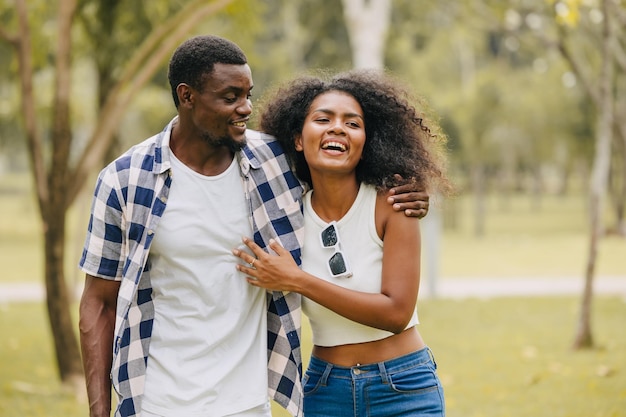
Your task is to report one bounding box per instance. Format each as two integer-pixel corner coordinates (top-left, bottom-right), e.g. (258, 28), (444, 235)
(177, 84), (193, 106)
(295, 135), (303, 151)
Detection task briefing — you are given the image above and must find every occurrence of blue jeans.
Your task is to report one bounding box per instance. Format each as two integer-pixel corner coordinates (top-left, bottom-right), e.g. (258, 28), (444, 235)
(303, 346), (445, 417)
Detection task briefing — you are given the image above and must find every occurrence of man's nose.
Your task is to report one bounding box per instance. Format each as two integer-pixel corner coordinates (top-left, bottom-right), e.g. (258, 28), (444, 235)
(238, 98), (252, 115)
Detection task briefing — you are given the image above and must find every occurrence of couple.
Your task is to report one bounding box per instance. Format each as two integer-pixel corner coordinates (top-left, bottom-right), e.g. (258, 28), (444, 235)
(79, 35), (449, 417)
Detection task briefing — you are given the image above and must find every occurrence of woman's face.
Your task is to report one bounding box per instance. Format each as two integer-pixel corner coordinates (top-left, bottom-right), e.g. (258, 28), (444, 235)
(296, 90), (366, 178)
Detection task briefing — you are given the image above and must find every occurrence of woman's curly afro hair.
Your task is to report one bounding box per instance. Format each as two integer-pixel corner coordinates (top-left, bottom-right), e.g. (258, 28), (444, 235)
(258, 69), (450, 194)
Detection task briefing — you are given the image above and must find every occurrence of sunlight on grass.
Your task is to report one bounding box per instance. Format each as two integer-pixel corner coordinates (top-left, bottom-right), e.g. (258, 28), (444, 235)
(1, 297), (624, 417)
(419, 296), (626, 417)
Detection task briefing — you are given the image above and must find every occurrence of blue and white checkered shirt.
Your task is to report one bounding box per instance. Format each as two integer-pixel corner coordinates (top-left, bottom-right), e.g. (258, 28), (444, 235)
(79, 118), (305, 417)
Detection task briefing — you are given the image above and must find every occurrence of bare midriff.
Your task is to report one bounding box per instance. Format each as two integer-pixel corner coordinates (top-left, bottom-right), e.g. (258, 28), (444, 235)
(311, 326), (426, 367)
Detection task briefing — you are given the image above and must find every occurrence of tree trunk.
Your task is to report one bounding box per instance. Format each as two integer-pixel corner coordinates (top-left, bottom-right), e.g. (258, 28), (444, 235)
(10, 0), (47, 205)
(616, 171), (626, 236)
(557, 160), (572, 196)
(44, 209), (84, 386)
(44, 0), (84, 386)
(472, 162), (487, 238)
(573, 0), (614, 350)
(609, 126), (626, 236)
(341, 0), (391, 69)
(7, 0), (83, 388)
(530, 164), (543, 211)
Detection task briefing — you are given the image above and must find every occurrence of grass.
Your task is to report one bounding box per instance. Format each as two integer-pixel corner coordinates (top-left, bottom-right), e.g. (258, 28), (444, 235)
(419, 296), (626, 417)
(1, 297), (624, 417)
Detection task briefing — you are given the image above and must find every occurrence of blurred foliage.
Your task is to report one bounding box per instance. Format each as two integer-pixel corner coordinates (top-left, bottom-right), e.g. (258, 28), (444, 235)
(0, 0), (622, 222)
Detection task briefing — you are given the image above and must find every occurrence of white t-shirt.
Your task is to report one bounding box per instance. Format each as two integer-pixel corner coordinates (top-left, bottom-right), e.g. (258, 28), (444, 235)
(141, 154), (268, 417)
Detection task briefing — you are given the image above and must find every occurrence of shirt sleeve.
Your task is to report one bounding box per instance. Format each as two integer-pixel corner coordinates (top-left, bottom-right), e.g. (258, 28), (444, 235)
(78, 165), (126, 281)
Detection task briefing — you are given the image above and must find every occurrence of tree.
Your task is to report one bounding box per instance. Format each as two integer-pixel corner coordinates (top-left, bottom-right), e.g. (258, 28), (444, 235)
(0, 0), (238, 392)
(443, 0), (624, 349)
(552, 0), (619, 349)
(520, 0), (624, 349)
(341, 0), (392, 69)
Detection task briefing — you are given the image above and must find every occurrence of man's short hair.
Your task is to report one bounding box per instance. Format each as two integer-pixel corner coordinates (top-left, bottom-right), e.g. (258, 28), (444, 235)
(168, 35), (248, 107)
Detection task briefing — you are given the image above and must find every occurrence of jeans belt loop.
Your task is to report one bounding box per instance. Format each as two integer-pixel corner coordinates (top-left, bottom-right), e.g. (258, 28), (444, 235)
(377, 361), (390, 384)
(426, 346), (437, 369)
(320, 362), (333, 386)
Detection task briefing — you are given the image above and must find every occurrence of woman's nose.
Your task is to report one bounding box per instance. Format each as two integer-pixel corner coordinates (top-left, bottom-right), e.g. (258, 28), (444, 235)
(327, 120), (346, 134)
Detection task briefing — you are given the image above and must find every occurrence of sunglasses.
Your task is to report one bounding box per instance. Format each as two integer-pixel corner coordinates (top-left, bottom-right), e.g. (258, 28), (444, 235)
(319, 221), (353, 278)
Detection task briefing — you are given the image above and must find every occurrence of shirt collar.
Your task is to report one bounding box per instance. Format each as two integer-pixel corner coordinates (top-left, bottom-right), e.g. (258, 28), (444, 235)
(153, 116), (177, 175)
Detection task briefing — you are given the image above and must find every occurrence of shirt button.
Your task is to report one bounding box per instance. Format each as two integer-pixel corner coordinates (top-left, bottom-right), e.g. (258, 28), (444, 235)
(160, 196), (167, 203)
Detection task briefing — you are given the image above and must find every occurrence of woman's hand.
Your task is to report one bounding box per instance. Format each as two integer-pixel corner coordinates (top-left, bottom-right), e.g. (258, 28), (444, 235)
(232, 237), (302, 292)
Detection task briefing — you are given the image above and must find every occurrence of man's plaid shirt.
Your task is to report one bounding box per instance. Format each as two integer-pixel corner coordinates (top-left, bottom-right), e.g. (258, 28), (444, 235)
(79, 118), (305, 417)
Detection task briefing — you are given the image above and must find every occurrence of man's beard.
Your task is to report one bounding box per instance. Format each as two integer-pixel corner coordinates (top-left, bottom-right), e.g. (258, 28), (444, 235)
(202, 133), (247, 153)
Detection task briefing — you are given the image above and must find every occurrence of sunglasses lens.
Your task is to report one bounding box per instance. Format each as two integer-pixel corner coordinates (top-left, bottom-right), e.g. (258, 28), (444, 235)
(328, 252), (347, 275)
(321, 225), (338, 247)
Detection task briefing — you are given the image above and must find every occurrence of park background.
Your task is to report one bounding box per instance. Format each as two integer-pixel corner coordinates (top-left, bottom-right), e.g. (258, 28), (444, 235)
(1, 0), (625, 416)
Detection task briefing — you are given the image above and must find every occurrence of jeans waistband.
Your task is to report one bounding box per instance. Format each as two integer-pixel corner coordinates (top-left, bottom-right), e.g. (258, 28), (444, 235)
(307, 346), (436, 383)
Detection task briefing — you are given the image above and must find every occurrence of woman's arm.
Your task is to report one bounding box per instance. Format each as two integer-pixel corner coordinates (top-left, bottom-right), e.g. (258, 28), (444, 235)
(233, 195), (421, 334)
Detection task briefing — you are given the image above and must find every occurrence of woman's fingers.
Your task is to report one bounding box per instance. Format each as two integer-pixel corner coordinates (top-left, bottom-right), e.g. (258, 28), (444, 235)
(232, 247), (250, 263)
(241, 236), (264, 254)
(268, 238), (289, 256)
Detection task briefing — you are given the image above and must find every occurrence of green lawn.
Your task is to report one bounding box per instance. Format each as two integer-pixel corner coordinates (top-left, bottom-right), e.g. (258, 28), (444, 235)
(1, 297), (624, 417)
(419, 296), (626, 417)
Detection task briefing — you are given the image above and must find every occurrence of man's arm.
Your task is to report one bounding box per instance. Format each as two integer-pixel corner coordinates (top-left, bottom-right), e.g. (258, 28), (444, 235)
(79, 274), (120, 417)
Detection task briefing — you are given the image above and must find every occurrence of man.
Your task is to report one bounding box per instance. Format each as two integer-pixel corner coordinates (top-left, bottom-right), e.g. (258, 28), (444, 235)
(78, 35), (428, 417)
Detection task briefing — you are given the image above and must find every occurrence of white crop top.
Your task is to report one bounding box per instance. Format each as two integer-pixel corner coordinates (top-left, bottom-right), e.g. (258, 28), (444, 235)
(301, 184), (419, 347)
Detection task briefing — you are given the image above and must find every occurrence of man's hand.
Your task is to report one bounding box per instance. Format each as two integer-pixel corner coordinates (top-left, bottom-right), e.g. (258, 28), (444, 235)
(387, 175), (429, 218)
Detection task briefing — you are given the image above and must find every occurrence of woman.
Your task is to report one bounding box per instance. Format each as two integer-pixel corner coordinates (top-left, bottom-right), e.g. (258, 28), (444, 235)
(233, 69), (450, 416)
